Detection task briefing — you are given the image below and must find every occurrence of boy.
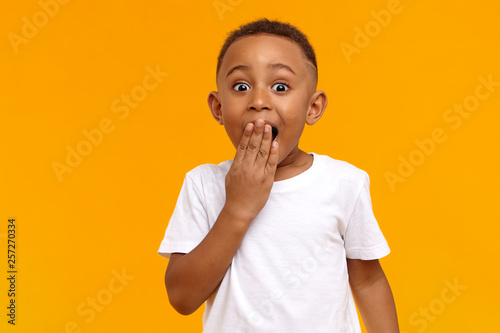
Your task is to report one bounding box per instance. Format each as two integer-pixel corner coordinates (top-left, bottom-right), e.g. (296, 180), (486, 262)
(158, 18), (399, 332)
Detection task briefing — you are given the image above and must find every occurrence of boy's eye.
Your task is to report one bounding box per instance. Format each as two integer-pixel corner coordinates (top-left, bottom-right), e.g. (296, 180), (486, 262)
(233, 83), (250, 91)
(272, 83), (289, 92)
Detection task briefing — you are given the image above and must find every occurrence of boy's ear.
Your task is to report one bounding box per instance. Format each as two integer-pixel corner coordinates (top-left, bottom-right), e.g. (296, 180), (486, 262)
(306, 90), (328, 126)
(207, 91), (224, 125)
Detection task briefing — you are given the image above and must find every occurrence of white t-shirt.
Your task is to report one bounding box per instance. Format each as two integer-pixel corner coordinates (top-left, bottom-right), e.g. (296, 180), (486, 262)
(158, 153), (390, 332)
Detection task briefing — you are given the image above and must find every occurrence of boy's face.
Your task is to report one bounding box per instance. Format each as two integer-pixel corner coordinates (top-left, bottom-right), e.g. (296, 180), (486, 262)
(208, 33), (326, 166)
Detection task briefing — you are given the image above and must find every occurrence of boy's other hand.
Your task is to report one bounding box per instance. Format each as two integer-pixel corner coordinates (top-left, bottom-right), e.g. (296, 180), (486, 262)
(224, 119), (279, 222)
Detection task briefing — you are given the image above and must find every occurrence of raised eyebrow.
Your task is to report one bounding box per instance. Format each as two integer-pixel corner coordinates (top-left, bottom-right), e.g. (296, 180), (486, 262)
(226, 65), (250, 78)
(267, 63), (295, 75)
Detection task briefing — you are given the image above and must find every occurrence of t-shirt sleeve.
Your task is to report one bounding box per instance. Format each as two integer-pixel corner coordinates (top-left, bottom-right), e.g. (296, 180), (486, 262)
(158, 174), (210, 259)
(344, 172), (390, 260)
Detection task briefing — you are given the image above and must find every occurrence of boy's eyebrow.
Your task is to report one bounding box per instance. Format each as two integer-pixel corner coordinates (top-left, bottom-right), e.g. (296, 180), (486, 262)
(267, 63), (295, 75)
(226, 63), (296, 78)
(226, 65), (249, 78)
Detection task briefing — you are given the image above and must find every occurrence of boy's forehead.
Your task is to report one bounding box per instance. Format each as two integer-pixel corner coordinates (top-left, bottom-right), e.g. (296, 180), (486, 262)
(219, 34), (316, 81)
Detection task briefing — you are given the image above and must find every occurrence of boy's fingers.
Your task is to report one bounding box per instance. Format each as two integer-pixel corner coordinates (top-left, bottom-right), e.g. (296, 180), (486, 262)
(235, 123), (253, 163)
(255, 124), (272, 168)
(243, 120), (264, 162)
(265, 140), (279, 175)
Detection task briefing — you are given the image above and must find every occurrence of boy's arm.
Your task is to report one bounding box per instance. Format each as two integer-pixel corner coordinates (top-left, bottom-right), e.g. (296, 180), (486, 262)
(164, 121), (278, 315)
(347, 258), (399, 333)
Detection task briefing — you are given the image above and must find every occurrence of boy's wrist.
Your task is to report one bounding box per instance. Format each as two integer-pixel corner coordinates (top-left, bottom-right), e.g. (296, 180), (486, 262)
(220, 203), (256, 228)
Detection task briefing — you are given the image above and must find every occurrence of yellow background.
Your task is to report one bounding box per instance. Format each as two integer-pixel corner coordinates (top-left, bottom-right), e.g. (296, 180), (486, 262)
(1, 0), (499, 332)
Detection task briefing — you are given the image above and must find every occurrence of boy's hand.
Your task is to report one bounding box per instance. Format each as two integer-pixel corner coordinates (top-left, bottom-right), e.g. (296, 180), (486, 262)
(224, 119), (279, 222)
(164, 120), (278, 315)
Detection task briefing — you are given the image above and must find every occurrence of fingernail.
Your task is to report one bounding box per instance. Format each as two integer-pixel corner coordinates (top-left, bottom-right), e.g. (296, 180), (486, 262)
(255, 120), (263, 127)
(264, 125), (270, 133)
(245, 123), (253, 131)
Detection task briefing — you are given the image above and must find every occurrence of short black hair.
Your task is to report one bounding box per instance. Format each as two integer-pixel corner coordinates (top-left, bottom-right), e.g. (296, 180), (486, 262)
(216, 18), (318, 82)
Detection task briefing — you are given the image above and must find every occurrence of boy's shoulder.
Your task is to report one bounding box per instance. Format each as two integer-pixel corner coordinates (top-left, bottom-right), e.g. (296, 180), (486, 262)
(312, 153), (369, 183)
(185, 159), (233, 182)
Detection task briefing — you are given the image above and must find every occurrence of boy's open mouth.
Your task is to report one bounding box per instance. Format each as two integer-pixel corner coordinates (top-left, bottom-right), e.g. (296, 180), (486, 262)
(272, 126), (278, 141)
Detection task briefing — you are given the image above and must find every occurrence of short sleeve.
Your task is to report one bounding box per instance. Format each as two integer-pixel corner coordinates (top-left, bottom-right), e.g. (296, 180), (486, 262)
(344, 172), (390, 260)
(158, 174), (210, 258)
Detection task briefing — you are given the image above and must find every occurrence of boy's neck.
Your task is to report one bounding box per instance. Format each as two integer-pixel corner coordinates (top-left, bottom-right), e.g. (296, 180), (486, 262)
(274, 149), (313, 182)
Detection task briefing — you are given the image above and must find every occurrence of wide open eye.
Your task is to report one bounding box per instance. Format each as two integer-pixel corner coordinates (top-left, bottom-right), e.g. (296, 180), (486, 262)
(233, 83), (250, 91)
(271, 83), (289, 92)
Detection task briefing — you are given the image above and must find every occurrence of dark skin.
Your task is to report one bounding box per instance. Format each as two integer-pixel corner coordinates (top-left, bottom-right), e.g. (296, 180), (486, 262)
(164, 33), (399, 332)
(165, 118), (279, 315)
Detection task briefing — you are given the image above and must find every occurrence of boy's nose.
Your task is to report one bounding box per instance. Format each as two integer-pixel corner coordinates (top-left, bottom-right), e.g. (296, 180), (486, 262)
(248, 86), (271, 111)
